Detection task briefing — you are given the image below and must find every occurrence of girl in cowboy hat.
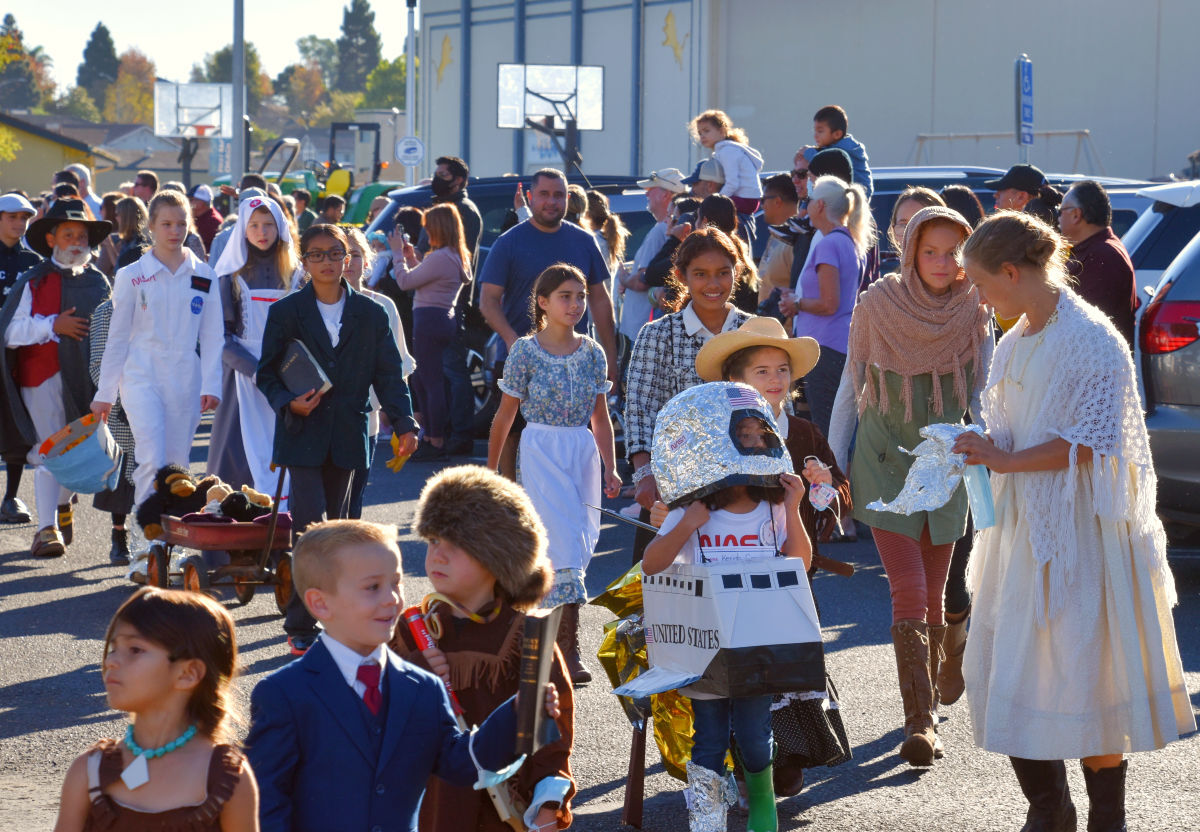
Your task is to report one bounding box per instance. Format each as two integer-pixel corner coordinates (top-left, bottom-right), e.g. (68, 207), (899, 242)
(676, 317), (854, 797)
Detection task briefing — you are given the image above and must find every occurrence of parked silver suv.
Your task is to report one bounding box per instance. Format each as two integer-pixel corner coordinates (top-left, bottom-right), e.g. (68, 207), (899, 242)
(1140, 232), (1200, 546)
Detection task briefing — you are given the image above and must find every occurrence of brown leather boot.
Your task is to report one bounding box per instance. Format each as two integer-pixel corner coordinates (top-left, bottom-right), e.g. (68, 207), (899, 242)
(556, 603), (591, 686)
(928, 623), (947, 758)
(891, 619), (940, 766)
(937, 609), (969, 706)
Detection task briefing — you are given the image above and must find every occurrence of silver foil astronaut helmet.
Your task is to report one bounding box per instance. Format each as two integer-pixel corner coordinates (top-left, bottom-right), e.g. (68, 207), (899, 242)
(651, 382), (793, 508)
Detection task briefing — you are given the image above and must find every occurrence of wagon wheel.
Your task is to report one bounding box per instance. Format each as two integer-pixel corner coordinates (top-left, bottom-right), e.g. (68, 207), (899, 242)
(182, 555), (211, 594)
(147, 544), (171, 588)
(232, 574), (256, 605)
(274, 554), (294, 615)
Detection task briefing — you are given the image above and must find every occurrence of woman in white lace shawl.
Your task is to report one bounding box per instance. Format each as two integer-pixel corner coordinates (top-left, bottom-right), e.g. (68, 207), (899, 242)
(955, 212), (1193, 832)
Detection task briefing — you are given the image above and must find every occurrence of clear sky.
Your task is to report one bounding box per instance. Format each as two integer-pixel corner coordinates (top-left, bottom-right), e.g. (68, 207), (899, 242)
(16, 1), (414, 88)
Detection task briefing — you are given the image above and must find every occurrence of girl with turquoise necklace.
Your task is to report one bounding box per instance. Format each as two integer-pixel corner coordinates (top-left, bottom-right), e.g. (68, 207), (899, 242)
(53, 588), (259, 831)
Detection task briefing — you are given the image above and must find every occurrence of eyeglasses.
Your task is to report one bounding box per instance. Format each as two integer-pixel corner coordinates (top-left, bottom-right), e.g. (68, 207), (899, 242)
(302, 249), (347, 262)
(791, 169), (809, 178)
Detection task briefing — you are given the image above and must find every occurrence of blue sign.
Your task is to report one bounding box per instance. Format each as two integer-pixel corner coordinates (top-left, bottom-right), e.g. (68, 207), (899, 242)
(1016, 55), (1034, 147)
(394, 136), (425, 168)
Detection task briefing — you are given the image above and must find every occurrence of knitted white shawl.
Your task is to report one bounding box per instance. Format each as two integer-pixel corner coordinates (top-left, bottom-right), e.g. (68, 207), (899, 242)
(981, 289), (1176, 625)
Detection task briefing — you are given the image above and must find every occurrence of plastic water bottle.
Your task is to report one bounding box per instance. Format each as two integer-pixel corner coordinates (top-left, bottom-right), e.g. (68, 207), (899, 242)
(961, 464), (995, 529)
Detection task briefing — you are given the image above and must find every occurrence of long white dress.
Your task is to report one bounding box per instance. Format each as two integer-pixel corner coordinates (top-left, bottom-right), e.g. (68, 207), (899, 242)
(964, 327), (1194, 759)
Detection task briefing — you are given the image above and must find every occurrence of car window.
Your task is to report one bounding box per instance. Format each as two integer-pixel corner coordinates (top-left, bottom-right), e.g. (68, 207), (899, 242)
(1129, 203), (1200, 270)
(1155, 231), (1200, 301)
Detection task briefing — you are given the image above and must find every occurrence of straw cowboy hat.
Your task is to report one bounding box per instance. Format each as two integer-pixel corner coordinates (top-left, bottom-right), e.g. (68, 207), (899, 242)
(26, 198), (111, 257)
(695, 316), (820, 382)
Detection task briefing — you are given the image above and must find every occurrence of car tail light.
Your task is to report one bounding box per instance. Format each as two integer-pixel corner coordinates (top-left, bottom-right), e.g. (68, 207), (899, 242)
(1140, 300), (1200, 354)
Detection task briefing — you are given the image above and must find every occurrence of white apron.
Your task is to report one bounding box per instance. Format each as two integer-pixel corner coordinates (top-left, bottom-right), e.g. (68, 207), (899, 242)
(233, 276), (290, 502)
(518, 422), (602, 574)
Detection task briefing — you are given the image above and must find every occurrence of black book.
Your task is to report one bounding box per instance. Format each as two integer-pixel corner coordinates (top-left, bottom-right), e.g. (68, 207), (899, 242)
(514, 605), (564, 757)
(278, 339), (332, 397)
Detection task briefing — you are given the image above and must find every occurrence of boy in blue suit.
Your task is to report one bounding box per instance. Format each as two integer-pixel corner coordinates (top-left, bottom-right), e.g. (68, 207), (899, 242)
(245, 519), (561, 832)
(256, 223), (420, 654)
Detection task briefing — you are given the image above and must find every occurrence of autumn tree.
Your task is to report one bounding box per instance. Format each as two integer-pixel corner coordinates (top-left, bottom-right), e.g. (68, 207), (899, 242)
(276, 62), (328, 127)
(77, 22), (119, 113)
(363, 55), (416, 110)
(0, 14), (51, 109)
(103, 49), (155, 124)
(335, 0), (382, 93)
(297, 35), (338, 88)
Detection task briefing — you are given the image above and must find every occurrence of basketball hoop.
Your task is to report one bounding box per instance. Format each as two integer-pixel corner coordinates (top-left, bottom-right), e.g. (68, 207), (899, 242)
(154, 82), (234, 140)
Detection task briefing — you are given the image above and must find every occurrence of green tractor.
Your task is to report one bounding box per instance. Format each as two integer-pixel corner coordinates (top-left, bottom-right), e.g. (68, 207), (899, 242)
(215, 123), (405, 223)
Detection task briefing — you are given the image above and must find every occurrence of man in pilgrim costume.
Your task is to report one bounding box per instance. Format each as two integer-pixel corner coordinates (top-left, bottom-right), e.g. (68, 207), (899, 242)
(0, 198), (111, 556)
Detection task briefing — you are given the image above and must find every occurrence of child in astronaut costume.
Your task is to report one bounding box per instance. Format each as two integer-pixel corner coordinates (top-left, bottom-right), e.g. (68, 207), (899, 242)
(93, 191), (223, 505)
(207, 195), (300, 499)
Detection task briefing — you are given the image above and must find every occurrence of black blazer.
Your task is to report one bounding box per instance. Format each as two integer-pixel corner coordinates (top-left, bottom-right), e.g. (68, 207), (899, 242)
(257, 280), (415, 470)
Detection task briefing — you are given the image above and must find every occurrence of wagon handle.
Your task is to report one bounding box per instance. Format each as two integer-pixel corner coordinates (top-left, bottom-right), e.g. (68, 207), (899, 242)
(258, 464), (288, 570)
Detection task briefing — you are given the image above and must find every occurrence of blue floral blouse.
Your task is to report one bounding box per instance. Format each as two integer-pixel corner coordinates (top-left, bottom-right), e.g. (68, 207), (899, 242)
(498, 334), (612, 427)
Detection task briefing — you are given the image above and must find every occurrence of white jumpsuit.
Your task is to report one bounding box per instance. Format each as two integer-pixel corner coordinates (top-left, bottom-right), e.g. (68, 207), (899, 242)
(95, 250), (224, 504)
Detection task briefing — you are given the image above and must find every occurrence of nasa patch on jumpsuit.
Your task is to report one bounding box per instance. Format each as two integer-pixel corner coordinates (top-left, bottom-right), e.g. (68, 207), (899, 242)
(190, 295), (204, 315)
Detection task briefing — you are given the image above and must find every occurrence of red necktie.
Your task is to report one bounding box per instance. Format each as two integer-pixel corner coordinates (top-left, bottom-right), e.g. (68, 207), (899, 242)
(356, 662), (382, 715)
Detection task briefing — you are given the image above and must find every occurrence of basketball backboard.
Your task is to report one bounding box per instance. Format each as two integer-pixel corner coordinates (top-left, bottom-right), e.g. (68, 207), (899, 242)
(497, 64), (603, 131)
(154, 82), (235, 139)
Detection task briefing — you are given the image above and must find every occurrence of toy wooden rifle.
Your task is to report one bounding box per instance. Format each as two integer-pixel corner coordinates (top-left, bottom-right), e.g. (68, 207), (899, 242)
(404, 607), (526, 831)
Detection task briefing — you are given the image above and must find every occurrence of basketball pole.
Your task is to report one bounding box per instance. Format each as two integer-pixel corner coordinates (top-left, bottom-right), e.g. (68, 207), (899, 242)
(406, 0), (418, 186)
(231, 0), (246, 194)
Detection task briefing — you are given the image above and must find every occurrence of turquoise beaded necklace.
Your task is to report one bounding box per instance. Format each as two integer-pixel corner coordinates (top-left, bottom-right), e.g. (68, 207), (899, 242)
(124, 723), (197, 759)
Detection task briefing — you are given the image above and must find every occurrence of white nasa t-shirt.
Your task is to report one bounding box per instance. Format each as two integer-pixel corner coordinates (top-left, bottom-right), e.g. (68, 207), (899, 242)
(658, 501), (788, 565)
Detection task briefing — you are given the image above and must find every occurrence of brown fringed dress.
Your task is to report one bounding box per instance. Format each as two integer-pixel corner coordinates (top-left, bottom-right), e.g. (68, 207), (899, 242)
(82, 739), (244, 831)
(391, 601), (577, 831)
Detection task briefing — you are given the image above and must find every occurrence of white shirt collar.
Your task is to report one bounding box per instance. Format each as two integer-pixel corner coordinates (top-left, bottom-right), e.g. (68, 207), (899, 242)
(141, 248), (198, 278)
(682, 303), (740, 341)
(320, 632), (388, 688)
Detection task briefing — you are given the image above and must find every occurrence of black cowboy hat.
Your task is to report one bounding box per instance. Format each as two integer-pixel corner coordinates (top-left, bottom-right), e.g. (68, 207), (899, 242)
(26, 198), (112, 258)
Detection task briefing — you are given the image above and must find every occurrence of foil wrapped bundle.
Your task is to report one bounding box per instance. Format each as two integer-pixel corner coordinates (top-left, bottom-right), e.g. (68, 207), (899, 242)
(651, 382), (793, 509)
(591, 564), (710, 782)
(866, 423), (985, 515)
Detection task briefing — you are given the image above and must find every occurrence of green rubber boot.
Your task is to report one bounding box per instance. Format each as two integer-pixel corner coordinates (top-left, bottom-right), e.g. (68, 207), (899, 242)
(744, 762), (778, 832)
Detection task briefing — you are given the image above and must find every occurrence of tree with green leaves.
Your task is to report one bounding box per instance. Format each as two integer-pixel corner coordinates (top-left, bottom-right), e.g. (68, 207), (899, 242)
(297, 35), (338, 88)
(77, 23), (119, 113)
(193, 42), (272, 115)
(363, 55), (417, 110)
(276, 62), (328, 127)
(335, 0), (382, 93)
(52, 86), (101, 121)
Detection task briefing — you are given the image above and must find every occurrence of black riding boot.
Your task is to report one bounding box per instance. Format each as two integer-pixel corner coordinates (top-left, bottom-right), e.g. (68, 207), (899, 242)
(109, 528), (131, 565)
(1081, 761), (1127, 832)
(1009, 757), (1077, 832)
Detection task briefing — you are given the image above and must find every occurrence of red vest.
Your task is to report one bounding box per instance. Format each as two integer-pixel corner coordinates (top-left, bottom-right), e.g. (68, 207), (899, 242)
(17, 271), (62, 388)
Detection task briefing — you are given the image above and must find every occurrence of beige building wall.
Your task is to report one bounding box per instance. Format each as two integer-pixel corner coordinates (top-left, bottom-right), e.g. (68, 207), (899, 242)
(417, 0), (1200, 181)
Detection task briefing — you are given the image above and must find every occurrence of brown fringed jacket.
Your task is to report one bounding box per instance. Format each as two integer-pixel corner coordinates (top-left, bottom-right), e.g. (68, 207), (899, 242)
(390, 601), (576, 831)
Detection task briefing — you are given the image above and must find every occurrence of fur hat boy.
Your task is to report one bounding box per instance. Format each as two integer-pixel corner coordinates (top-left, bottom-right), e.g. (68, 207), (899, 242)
(414, 465), (552, 610)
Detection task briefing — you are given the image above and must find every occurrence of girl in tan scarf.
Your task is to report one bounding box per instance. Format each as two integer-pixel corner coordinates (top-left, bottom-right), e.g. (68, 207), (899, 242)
(843, 206), (992, 767)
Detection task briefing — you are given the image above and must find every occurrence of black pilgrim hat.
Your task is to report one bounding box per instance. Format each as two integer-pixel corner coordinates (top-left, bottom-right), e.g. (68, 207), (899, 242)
(26, 198), (112, 258)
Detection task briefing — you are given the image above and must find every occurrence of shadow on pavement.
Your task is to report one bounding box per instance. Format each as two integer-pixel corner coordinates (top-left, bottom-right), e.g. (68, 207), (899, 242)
(0, 665), (112, 740)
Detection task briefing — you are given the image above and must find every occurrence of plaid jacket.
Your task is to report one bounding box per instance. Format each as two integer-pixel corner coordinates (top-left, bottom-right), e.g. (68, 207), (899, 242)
(624, 307), (752, 459)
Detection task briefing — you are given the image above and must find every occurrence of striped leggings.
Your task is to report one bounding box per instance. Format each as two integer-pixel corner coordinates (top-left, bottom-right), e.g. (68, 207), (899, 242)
(872, 524), (955, 625)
